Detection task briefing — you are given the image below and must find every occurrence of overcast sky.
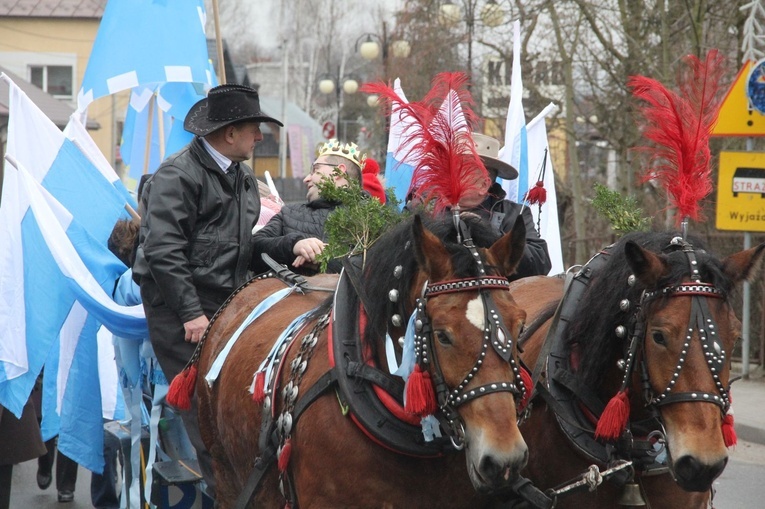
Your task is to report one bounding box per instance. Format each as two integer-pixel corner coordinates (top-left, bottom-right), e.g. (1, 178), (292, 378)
(248, 0), (405, 50)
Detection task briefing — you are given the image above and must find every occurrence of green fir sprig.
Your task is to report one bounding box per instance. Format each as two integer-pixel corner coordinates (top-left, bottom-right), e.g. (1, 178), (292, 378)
(316, 168), (404, 271)
(591, 182), (651, 235)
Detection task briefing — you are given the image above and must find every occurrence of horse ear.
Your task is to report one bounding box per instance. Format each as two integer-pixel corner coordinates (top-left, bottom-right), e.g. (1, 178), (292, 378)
(722, 242), (765, 283)
(624, 240), (668, 287)
(412, 214), (452, 281)
(487, 214), (526, 276)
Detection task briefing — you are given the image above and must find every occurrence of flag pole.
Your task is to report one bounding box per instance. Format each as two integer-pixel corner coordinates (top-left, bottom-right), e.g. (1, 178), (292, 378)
(143, 94), (155, 175)
(212, 0), (226, 84)
(157, 102), (165, 161)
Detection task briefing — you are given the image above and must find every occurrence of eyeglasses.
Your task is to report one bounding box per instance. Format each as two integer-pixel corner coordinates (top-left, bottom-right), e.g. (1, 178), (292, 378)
(310, 162), (338, 175)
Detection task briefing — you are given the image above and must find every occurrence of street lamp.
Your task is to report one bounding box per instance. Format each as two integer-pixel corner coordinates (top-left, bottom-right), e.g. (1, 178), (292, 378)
(318, 69), (360, 140)
(355, 22), (411, 80)
(438, 0), (507, 85)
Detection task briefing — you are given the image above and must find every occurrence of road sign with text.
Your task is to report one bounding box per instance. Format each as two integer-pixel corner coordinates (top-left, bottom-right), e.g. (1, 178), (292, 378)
(716, 151), (765, 231)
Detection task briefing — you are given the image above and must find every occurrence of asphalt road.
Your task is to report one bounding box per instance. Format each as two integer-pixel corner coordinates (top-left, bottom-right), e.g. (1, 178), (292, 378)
(8, 440), (765, 508)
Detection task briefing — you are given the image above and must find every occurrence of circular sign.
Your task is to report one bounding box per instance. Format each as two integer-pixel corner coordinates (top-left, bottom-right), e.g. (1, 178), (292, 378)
(746, 58), (765, 114)
(322, 121), (336, 139)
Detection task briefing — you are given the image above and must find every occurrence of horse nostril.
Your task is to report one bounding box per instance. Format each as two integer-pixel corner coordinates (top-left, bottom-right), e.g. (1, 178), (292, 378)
(674, 455), (728, 492)
(479, 454), (503, 483)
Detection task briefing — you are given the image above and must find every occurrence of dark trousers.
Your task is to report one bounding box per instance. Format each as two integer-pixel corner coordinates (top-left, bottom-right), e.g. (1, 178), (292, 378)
(141, 282), (221, 500)
(90, 429), (120, 509)
(0, 465), (11, 509)
(38, 438), (78, 492)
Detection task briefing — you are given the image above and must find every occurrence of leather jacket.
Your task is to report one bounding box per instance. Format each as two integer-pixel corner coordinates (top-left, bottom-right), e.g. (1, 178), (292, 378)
(133, 137), (261, 322)
(472, 183), (552, 279)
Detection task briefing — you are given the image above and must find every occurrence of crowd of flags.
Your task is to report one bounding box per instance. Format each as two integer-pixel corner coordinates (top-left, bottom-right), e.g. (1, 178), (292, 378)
(0, 0), (214, 477)
(0, 0), (564, 495)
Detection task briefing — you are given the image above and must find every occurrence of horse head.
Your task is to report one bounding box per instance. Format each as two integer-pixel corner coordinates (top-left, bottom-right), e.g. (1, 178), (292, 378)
(365, 213), (529, 494)
(616, 236), (765, 492)
(563, 233), (765, 495)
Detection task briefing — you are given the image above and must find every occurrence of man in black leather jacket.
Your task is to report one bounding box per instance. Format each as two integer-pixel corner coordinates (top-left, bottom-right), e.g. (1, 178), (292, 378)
(252, 139), (364, 274)
(132, 84), (282, 499)
(465, 133), (552, 279)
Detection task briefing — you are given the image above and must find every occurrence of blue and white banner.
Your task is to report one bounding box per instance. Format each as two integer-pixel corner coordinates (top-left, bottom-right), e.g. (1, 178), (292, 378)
(499, 20), (528, 203)
(384, 79), (420, 208)
(120, 83), (200, 191)
(77, 0), (214, 111)
(0, 75), (147, 472)
(524, 105), (564, 275)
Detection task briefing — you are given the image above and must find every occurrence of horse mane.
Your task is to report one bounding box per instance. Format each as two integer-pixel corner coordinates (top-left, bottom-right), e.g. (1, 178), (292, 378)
(567, 231), (733, 388)
(361, 213), (503, 358)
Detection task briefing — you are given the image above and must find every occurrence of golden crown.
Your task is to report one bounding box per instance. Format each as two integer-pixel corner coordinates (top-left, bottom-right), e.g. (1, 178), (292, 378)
(316, 139), (367, 168)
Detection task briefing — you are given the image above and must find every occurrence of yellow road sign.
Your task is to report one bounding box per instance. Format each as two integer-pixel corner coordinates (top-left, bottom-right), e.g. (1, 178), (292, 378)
(712, 60), (765, 137)
(716, 151), (765, 231)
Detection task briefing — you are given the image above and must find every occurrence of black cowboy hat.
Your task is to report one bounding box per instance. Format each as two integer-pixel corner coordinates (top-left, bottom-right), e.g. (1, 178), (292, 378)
(184, 84), (283, 136)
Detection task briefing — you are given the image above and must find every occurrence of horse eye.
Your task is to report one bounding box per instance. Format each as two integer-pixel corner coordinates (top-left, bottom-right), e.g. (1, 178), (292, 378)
(435, 330), (453, 346)
(652, 331), (667, 346)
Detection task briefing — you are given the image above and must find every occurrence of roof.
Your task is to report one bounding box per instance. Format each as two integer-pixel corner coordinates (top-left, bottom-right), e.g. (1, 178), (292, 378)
(0, 0), (105, 18)
(0, 64), (99, 129)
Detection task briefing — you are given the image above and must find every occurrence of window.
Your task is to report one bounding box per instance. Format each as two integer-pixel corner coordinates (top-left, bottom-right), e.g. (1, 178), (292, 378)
(29, 65), (73, 98)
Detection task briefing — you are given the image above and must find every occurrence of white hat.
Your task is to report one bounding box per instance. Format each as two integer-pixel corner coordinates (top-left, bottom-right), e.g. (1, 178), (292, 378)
(473, 133), (518, 180)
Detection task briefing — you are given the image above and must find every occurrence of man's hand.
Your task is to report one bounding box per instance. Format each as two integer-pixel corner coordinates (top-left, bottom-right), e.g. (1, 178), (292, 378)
(293, 238), (326, 266)
(183, 315), (209, 343)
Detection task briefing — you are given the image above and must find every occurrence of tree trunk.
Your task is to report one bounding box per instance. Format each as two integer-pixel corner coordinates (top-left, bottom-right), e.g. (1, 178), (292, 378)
(547, 1), (587, 263)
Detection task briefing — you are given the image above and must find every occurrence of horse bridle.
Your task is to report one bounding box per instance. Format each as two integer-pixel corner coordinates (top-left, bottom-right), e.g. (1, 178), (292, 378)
(410, 233), (528, 447)
(619, 237), (731, 418)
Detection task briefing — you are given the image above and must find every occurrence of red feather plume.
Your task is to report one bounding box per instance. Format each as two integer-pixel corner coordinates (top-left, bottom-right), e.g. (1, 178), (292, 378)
(629, 49), (726, 224)
(362, 72), (487, 213)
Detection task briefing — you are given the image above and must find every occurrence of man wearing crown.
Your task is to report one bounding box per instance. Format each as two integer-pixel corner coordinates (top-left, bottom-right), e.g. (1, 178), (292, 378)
(132, 84), (283, 500)
(252, 139), (364, 274)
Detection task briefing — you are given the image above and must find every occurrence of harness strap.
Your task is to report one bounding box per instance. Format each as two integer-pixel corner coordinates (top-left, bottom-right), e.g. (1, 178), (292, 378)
(345, 361), (405, 400)
(551, 368), (605, 417)
(261, 253), (309, 290)
(234, 370), (338, 509)
(504, 476), (555, 509)
(530, 268), (576, 393)
(233, 429), (279, 509)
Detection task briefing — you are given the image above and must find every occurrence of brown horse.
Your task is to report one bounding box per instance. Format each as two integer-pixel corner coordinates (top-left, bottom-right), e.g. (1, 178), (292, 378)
(196, 214), (531, 508)
(509, 232), (765, 508)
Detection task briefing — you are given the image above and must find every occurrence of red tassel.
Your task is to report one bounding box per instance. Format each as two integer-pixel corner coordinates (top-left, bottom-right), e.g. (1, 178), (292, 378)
(278, 438), (292, 472)
(252, 371), (266, 404)
(594, 390), (630, 441)
(722, 412), (737, 448)
(167, 365), (198, 411)
(518, 367), (533, 413)
(404, 364), (437, 417)
(525, 181), (547, 205)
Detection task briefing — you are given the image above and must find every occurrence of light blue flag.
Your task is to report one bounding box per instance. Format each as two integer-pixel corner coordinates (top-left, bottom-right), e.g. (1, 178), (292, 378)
(78, 0), (214, 111)
(385, 79), (420, 209)
(0, 160), (146, 472)
(121, 83), (200, 191)
(0, 77), (146, 472)
(499, 20), (529, 203)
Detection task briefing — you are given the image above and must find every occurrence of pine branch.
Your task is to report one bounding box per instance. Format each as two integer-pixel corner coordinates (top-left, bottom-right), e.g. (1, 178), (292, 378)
(591, 183), (651, 235)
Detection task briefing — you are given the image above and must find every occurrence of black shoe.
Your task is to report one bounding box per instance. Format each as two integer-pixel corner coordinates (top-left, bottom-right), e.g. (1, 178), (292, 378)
(36, 468), (52, 490)
(57, 490), (74, 503)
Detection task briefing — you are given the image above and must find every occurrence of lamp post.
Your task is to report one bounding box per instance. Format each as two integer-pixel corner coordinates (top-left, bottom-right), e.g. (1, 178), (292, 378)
(356, 21), (411, 81)
(438, 0), (506, 86)
(318, 68), (360, 141)
(354, 23), (411, 157)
